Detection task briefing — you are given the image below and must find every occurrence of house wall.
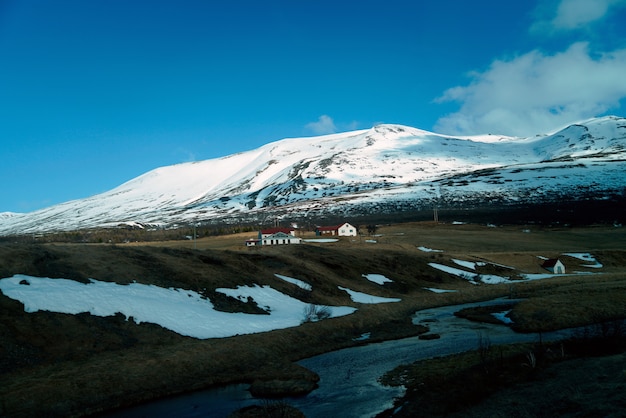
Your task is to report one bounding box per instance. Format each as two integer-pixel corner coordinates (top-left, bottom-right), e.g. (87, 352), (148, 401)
(261, 234), (301, 245)
(554, 261), (565, 274)
(338, 223), (357, 237)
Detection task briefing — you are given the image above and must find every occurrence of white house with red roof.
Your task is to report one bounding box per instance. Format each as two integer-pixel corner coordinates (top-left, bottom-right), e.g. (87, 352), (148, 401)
(245, 227), (301, 246)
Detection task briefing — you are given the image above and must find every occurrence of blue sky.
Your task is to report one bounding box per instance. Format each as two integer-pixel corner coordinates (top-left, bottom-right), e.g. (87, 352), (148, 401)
(2, 0), (626, 213)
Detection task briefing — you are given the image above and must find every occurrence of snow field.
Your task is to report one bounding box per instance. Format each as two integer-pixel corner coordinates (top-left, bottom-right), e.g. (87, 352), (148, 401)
(338, 286), (401, 304)
(0, 275), (356, 339)
(0, 272), (404, 339)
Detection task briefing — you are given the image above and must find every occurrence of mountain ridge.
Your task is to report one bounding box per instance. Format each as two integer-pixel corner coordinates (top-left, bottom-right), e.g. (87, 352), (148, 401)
(2, 116), (625, 235)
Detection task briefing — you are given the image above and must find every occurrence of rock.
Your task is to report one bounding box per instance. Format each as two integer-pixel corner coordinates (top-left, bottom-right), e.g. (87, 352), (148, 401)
(419, 333), (440, 340)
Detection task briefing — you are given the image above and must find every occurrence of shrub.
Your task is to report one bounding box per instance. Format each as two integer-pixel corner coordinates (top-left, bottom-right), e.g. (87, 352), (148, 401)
(301, 304), (332, 323)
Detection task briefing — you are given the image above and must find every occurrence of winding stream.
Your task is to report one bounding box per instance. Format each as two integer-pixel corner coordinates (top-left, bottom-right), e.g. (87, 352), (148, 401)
(105, 298), (575, 418)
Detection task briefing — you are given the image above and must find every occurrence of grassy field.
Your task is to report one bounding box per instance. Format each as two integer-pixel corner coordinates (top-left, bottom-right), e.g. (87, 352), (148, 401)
(0, 221), (625, 417)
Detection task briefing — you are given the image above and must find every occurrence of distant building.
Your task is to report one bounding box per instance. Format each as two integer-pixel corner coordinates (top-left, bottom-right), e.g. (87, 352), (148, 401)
(260, 231), (301, 245)
(315, 222), (357, 237)
(542, 258), (565, 274)
(245, 227), (301, 246)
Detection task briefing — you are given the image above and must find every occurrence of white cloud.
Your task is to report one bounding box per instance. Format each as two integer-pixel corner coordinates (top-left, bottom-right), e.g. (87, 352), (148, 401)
(552, 0), (626, 29)
(434, 42), (626, 136)
(305, 114), (337, 135)
(531, 0), (626, 33)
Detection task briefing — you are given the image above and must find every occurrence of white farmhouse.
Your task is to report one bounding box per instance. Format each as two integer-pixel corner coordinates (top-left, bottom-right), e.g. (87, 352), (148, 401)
(260, 231), (301, 245)
(315, 222), (358, 237)
(245, 227), (301, 246)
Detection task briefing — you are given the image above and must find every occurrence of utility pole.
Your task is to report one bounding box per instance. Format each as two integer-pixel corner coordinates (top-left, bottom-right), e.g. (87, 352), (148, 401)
(433, 205), (439, 223)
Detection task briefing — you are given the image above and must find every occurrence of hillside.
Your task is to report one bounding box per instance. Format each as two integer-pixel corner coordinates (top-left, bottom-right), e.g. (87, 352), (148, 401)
(1, 116), (625, 236)
(1, 223), (626, 416)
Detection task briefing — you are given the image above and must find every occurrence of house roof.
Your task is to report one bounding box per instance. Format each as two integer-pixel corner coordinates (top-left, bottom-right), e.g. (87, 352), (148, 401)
(316, 225), (340, 231)
(541, 258), (562, 267)
(264, 232), (294, 238)
(260, 227), (294, 235)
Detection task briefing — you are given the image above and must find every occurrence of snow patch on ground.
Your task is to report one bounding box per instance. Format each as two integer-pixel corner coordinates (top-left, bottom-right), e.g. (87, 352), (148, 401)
(519, 272), (597, 280)
(362, 274), (393, 285)
(423, 287), (458, 293)
(492, 310), (513, 324)
(0, 275), (356, 339)
(274, 274), (312, 291)
(337, 286), (401, 304)
(417, 246), (443, 252)
(563, 253), (603, 268)
(352, 332), (371, 341)
(428, 263), (510, 284)
(452, 259), (476, 270)
(453, 259), (515, 271)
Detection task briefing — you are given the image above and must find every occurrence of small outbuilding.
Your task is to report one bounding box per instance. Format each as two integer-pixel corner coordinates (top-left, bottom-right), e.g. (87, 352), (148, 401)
(542, 258), (565, 274)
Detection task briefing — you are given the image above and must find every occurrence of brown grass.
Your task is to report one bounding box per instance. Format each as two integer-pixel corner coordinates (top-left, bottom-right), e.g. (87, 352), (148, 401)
(378, 337), (626, 418)
(0, 222), (625, 417)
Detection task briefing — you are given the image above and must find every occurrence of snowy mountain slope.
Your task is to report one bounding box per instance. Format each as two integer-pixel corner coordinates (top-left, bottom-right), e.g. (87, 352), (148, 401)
(1, 116), (625, 235)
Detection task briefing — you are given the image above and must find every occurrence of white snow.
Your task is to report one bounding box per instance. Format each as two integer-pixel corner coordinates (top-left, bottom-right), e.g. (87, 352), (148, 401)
(429, 263), (476, 279)
(2, 116), (625, 235)
(431, 261), (600, 284)
(519, 272), (597, 280)
(563, 253), (603, 268)
(423, 287), (458, 293)
(417, 246), (443, 252)
(337, 286), (401, 304)
(452, 259), (476, 270)
(452, 259), (514, 271)
(492, 310), (513, 324)
(478, 275), (513, 285)
(274, 274), (312, 291)
(519, 273), (558, 280)
(489, 262), (515, 270)
(428, 263), (510, 284)
(0, 275), (356, 339)
(362, 274), (393, 285)
(302, 238), (339, 243)
(352, 332), (371, 341)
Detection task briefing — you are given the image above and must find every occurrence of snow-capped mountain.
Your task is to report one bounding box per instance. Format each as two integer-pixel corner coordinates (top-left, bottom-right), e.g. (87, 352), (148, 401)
(2, 116), (625, 235)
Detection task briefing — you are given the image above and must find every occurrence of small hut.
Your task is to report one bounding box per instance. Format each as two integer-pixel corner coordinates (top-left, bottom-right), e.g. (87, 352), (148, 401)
(542, 258), (565, 274)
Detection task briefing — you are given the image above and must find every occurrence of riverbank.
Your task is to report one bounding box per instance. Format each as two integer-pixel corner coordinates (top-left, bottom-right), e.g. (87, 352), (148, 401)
(378, 330), (626, 417)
